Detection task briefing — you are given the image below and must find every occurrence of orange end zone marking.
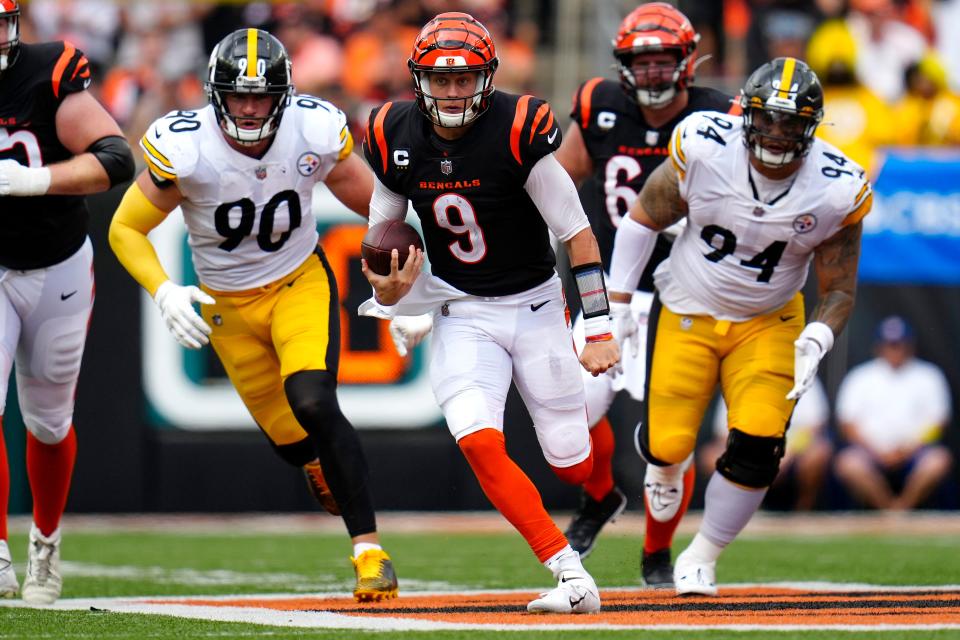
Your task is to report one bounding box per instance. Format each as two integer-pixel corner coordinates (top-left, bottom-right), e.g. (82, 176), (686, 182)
(150, 586), (960, 628)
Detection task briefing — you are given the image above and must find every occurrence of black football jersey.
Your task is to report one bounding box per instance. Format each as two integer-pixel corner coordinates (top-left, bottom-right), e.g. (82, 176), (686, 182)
(570, 81), (736, 290)
(0, 42), (93, 269)
(364, 91), (563, 297)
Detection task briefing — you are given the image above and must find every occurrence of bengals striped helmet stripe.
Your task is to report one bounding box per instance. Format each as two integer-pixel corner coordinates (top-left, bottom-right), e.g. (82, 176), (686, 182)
(410, 12), (496, 69)
(0, 0), (17, 12)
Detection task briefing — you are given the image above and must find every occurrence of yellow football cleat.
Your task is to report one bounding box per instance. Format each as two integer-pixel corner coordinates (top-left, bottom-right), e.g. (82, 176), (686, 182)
(303, 461), (340, 516)
(351, 549), (398, 602)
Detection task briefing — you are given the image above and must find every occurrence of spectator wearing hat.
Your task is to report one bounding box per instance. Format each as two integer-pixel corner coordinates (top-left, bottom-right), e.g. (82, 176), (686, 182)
(834, 316), (953, 510)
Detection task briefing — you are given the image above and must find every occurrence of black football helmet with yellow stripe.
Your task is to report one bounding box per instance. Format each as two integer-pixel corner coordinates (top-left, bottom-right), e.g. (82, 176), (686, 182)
(205, 28), (293, 145)
(739, 57), (823, 167)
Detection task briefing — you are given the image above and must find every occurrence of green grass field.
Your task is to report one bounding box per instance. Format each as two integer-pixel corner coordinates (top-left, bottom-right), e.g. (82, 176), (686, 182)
(1, 515), (959, 639)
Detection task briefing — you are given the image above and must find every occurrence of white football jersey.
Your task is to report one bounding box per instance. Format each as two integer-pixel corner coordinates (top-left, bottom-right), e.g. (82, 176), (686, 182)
(658, 110), (872, 321)
(140, 96), (352, 290)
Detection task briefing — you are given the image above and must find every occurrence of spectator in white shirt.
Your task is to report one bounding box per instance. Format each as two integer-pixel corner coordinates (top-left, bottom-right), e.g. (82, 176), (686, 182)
(834, 316), (953, 510)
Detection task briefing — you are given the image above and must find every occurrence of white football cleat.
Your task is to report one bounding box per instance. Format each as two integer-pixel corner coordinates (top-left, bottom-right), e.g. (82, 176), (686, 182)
(527, 569), (601, 614)
(643, 454), (693, 523)
(0, 540), (18, 598)
(673, 548), (718, 596)
(21, 524), (62, 605)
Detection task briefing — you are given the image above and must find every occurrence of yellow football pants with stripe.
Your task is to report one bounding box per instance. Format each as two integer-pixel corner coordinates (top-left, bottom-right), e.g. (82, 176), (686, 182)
(642, 293), (805, 465)
(200, 250), (338, 448)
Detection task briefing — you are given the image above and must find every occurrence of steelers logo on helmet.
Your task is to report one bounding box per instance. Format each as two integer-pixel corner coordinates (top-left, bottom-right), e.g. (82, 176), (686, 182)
(612, 2), (699, 108)
(408, 12), (499, 128)
(205, 28), (294, 145)
(0, 0), (21, 76)
(740, 57), (824, 168)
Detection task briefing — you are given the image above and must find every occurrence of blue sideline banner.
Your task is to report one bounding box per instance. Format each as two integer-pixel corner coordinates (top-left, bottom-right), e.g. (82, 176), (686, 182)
(860, 149), (960, 284)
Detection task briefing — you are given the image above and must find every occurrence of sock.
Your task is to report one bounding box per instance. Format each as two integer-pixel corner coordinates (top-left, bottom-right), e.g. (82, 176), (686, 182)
(583, 417), (615, 500)
(458, 429), (567, 562)
(27, 426), (77, 537)
(644, 462), (695, 554)
(699, 471), (767, 547)
(0, 417), (8, 541)
(352, 542), (382, 558)
(681, 532), (725, 564)
(544, 544), (585, 577)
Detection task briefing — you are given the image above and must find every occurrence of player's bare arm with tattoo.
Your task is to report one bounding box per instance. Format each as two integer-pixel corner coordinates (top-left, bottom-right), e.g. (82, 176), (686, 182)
(810, 221), (862, 336)
(608, 161), (688, 303)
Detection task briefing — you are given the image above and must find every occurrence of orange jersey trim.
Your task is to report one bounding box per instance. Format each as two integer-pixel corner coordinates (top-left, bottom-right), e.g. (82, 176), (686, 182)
(510, 95), (532, 165)
(578, 78), (603, 129)
(51, 42), (77, 99)
(372, 102), (393, 175)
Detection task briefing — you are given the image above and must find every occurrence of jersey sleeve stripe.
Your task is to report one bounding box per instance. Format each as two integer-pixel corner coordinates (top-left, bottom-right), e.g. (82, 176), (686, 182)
(140, 136), (173, 171)
(142, 155), (176, 181)
(372, 101), (393, 174)
(510, 95), (532, 165)
(842, 191), (873, 227)
(528, 102), (550, 144)
(538, 110), (555, 134)
(727, 99), (742, 115)
(578, 78), (603, 129)
(669, 123), (687, 172)
(51, 42), (77, 99)
(337, 130), (355, 161)
(70, 55), (90, 81)
(854, 182), (871, 207)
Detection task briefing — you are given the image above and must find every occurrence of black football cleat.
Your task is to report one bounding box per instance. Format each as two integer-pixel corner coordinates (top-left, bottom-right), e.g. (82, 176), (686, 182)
(564, 486), (628, 559)
(641, 548), (675, 589)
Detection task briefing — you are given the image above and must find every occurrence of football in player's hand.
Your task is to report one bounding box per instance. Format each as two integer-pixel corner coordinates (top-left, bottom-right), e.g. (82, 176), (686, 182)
(361, 220), (424, 276)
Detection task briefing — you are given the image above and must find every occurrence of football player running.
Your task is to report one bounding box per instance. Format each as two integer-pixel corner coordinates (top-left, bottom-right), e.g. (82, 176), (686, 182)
(608, 58), (871, 595)
(554, 3), (739, 584)
(360, 12), (618, 613)
(0, 0), (135, 604)
(109, 29), (398, 602)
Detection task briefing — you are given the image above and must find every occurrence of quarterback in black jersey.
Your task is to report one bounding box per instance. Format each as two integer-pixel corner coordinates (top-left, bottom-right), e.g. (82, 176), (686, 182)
(361, 12), (617, 614)
(554, 3), (738, 586)
(0, 0), (134, 605)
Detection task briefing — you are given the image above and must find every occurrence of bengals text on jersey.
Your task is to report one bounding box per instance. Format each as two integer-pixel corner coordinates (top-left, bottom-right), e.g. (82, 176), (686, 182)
(139, 95), (352, 291)
(363, 90), (563, 297)
(0, 41), (91, 269)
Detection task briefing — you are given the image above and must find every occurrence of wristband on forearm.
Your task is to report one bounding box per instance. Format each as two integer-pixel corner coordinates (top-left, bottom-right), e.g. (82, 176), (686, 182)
(572, 262), (612, 342)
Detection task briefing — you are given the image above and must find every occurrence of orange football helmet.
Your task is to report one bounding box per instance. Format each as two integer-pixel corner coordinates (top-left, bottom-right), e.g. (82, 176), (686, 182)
(0, 0), (20, 75)
(408, 12), (498, 128)
(612, 3), (699, 108)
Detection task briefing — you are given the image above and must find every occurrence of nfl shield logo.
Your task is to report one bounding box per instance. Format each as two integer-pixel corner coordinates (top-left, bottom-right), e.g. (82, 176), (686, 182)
(440, 159), (453, 175)
(752, 206), (765, 217)
(255, 166), (267, 180)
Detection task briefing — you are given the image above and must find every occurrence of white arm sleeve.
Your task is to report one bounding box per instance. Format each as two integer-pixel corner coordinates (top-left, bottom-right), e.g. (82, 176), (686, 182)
(523, 153), (591, 242)
(608, 214), (658, 293)
(369, 174), (409, 227)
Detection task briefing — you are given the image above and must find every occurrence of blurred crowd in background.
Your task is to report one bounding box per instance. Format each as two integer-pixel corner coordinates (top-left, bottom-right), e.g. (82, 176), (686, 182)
(16, 0), (960, 177)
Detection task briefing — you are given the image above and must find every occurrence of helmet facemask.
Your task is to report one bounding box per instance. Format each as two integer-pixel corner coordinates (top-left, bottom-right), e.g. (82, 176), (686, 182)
(615, 50), (688, 108)
(0, 3), (20, 75)
(743, 103), (821, 168)
(411, 67), (495, 128)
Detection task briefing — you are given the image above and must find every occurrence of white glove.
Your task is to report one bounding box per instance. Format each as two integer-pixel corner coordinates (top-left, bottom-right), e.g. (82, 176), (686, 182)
(610, 300), (639, 359)
(389, 313), (433, 357)
(786, 322), (834, 400)
(154, 280), (216, 349)
(0, 159), (51, 196)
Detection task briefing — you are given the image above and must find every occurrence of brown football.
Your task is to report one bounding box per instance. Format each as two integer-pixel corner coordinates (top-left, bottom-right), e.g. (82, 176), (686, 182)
(361, 220), (424, 276)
